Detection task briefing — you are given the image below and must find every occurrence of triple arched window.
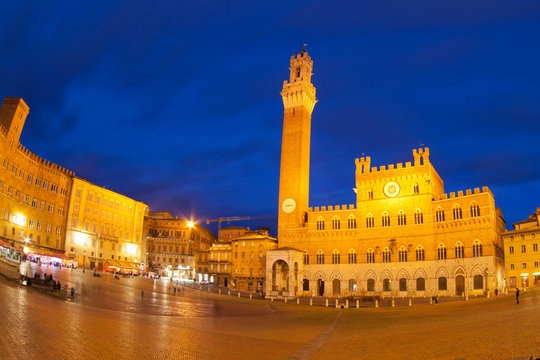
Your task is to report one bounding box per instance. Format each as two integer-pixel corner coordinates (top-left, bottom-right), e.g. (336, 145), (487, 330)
(415, 209), (424, 224)
(455, 242), (464, 259)
(470, 202), (480, 217)
(348, 249), (357, 264)
(413, 183), (419, 194)
(438, 243), (447, 260)
(332, 217), (340, 230)
(303, 251), (309, 264)
(366, 214), (374, 228)
(382, 212), (390, 227)
(317, 217), (325, 230)
(366, 248), (375, 263)
(453, 205), (463, 220)
(416, 246), (425, 261)
(398, 211), (406, 226)
(473, 240), (483, 257)
(436, 208), (445, 222)
(348, 216), (357, 229)
(398, 247), (407, 262)
(382, 248), (391, 263)
(332, 249), (340, 264)
(316, 250), (324, 264)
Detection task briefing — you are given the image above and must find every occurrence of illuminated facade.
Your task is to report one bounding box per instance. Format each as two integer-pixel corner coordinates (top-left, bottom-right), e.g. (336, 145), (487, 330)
(144, 211), (214, 278)
(267, 50), (506, 298)
(502, 208), (540, 289)
(0, 98), (73, 253)
(64, 177), (148, 271)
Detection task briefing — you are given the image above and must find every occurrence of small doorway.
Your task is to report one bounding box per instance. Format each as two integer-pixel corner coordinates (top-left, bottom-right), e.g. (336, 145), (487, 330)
(456, 275), (465, 296)
(332, 279), (340, 296)
(317, 279), (325, 296)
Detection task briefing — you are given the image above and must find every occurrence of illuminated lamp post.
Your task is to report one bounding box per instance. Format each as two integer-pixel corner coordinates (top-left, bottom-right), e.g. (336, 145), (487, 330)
(187, 220), (194, 280)
(93, 233), (100, 276)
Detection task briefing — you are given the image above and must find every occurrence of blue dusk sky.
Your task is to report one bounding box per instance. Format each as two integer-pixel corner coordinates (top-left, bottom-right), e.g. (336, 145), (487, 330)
(1, 1), (539, 235)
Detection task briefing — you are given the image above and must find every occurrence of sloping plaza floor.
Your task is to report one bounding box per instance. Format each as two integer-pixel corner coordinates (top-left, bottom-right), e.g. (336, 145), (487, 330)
(0, 270), (538, 360)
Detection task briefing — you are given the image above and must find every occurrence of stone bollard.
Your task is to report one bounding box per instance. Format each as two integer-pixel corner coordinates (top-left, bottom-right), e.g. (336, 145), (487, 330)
(346, 299), (349, 309)
(228, 290), (231, 295)
(409, 298), (412, 307)
(250, 294), (252, 299)
(208, 287), (210, 292)
(430, 297), (433, 305)
(219, 289), (221, 295)
(310, 298), (313, 306)
(335, 299), (339, 308)
(238, 292), (241, 298)
(356, 299), (359, 308)
(487, 292), (490, 298)
(285, 298), (287, 303)
(325, 298), (329, 307)
(271, 297), (274, 302)
(465, 294), (468, 301)
(297, 297), (299, 304)
(392, 298), (395, 307)
(375, 299), (378, 308)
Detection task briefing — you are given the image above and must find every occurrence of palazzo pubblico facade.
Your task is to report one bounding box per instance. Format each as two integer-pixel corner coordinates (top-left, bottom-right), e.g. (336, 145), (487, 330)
(266, 50), (506, 299)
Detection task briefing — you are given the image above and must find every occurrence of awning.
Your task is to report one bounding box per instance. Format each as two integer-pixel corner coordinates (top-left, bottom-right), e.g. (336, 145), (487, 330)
(29, 248), (68, 259)
(105, 260), (122, 267)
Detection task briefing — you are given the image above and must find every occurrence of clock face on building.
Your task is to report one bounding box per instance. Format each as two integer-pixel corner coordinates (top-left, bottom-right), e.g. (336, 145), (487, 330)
(384, 182), (400, 198)
(282, 198), (296, 213)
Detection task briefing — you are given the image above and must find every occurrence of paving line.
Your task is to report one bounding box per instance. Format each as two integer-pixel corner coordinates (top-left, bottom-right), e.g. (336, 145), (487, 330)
(288, 311), (343, 360)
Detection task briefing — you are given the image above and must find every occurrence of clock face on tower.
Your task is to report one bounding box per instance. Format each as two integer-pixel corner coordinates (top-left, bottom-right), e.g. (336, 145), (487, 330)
(282, 198), (296, 213)
(383, 182), (400, 198)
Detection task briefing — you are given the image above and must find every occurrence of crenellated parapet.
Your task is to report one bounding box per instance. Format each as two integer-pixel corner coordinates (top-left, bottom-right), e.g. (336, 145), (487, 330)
(308, 204), (356, 213)
(16, 143), (74, 177)
(435, 186), (492, 201)
(281, 50), (317, 114)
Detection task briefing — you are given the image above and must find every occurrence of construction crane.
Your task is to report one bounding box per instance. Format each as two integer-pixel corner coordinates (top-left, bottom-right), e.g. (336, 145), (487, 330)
(205, 215), (277, 233)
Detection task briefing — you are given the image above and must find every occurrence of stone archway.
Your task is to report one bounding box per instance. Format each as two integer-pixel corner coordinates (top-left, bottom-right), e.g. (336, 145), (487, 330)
(317, 278), (325, 296)
(456, 275), (465, 296)
(272, 260), (289, 294)
(332, 279), (341, 296)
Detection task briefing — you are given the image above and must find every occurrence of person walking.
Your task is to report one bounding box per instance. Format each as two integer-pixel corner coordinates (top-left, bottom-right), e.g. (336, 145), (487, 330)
(141, 290), (144, 301)
(516, 288), (520, 304)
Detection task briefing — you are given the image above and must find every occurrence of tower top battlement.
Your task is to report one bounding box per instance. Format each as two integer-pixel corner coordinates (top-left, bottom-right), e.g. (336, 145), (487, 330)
(281, 50), (317, 113)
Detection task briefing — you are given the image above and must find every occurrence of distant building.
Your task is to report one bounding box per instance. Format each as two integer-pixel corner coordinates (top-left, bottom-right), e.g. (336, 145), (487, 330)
(267, 50), (506, 299)
(0, 98), (73, 253)
(502, 208), (540, 289)
(144, 211), (215, 279)
(64, 177), (148, 272)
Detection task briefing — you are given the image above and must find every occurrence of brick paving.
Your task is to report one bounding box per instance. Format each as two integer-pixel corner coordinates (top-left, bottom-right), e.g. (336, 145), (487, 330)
(0, 270), (538, 359)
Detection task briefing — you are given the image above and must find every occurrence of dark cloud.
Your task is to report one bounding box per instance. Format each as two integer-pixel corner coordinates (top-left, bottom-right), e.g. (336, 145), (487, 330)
(1, 0), (540, 233)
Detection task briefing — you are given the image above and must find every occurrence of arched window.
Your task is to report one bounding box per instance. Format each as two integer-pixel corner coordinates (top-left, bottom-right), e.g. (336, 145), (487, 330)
(413, 183), (419, 194)
(367, 278), (375, 292)
(332, 249), (340, 264)
(399, 278), (407, 291)
(332, 216), (340, 230)
(473, 275), (483, 289)
(473, 240), (483, 257)
(303, 278), (309, 291)
(415, 209), (423, 224)
(349, 279), (357, 292)
(303, 251), (309, 265)
(398, 210), (406, 226)
(383, 248), (391, 263)
(438, 276), (447, 290)
(398, 247), (407, 262)
(347, 215), (357, 229)
(438, 244), (447, 260)
(316, 250), (324, 264)
(368, 189), (373, 199)
(416, 246), (425, 261)
(382, 212), (390, 227)
(436, 207), (445, 222)
(470, 202), (480, 217)
(317, 217), (325, 231)
(453, 205), (463, 220)
(416, 277), (425, 291)
(366, 248), (375, 263)
(348, 249), (357, 264)
(455, 242), (464, 259)
(366, 214), (374, 228)
(383, 278), (391, 291)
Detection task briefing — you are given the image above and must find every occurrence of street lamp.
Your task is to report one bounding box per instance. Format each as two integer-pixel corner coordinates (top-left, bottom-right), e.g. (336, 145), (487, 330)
(94, 233), (100, 276)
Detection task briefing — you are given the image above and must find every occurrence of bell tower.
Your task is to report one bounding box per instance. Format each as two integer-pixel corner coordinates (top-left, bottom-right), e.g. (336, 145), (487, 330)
(278, 49), (317, 236)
